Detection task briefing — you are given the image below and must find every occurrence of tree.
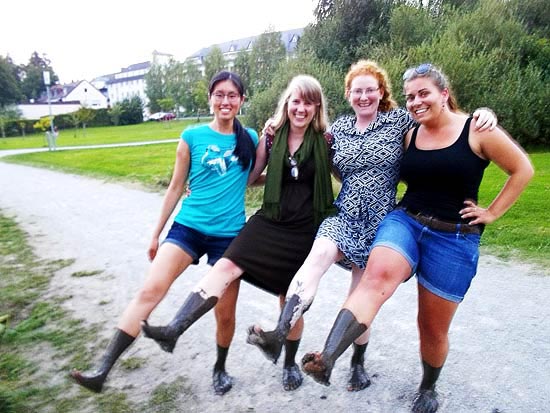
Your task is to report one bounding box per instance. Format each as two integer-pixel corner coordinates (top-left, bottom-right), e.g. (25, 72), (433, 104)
(157, 97), (175, 113)
(109, 104), (123, 126)
(191, 79), (209, 119)
(508, 0), (550, 37)
(181, 59), (203, 115)
(299, 0), (403, 69)
(233, 50), (251, 94)
(145, 63), (167, 113)
(0, 56), (22, 107)
(20, 52), (58, 102)
(119, 96), (144, 125)
(247, 29), (287, 96)
(245, 51), (345, 130)
(204, 46), (226, 82)
(0, 105), (22, 138)
(76, 107), (96, 136)
(163, 59), (186, 115)
(388, 5), (440, 50)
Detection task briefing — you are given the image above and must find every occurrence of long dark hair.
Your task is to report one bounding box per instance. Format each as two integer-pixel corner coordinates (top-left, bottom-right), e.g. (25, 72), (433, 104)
(208, 71), (256, 171)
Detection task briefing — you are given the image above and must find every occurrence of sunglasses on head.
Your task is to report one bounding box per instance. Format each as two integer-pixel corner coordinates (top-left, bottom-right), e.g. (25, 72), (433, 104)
(402, 63), (433, 81)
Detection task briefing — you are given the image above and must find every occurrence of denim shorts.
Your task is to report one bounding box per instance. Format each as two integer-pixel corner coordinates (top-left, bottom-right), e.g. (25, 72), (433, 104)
(372, 209), (481, 302)
(163, 221), (235, 266)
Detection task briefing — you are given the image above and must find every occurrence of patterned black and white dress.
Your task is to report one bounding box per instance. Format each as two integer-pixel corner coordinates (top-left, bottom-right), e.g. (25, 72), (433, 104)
(317, 108), (415, 270)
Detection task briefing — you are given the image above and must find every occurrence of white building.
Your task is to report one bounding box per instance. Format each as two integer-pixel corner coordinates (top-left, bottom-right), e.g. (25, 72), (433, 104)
(187, 28), (303, 75)
(91, 50), (173, 110)
(18, 80), (108, 120)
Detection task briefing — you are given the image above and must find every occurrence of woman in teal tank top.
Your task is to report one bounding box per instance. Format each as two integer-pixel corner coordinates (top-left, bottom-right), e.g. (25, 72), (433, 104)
(69, 71), (258, 394)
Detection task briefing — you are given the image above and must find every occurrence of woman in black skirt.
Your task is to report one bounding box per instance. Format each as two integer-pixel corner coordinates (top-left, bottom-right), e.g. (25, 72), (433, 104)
(141, 74), (336, 392)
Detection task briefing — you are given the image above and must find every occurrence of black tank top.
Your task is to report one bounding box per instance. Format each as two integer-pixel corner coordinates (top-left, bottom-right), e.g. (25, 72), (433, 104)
(399, 117), (490, 222)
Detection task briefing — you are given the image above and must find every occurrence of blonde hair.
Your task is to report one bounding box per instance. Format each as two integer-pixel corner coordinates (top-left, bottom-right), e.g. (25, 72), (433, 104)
(344, 60), (397, 112)
(271, 75), (328, 132)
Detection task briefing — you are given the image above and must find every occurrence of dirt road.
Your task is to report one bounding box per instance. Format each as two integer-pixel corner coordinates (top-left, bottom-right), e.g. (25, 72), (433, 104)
(1, 156), (548, 412)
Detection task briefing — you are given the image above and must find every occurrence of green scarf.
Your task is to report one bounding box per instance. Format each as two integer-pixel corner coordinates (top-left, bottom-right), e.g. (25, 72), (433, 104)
(262, 120), (336, 227)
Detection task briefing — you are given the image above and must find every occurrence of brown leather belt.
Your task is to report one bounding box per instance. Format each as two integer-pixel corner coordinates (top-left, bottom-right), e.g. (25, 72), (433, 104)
(401, 208), (482, 235)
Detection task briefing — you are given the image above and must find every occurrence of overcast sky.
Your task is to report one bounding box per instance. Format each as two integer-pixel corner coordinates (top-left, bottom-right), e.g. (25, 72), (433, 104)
(2, 0), (315, 84)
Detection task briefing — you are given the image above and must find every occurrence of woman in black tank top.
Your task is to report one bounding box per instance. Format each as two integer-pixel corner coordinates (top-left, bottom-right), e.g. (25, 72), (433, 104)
(301, 64), (534, 413)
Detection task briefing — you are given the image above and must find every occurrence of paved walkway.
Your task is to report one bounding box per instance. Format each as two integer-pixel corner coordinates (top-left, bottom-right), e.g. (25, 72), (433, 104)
(1, 150), (548, 412)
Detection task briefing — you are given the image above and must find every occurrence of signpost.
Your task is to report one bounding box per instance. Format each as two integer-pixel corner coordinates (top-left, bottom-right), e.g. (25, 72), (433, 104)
(43, 71), (57, 151)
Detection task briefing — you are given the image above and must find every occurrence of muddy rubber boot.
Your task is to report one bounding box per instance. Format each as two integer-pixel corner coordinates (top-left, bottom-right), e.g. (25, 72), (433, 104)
(246, 294), (308, 364)
(411, 360), (442, 413)
(212, 345), (233, 395)
(70, 328), (135, 393)
(282, 338), (303, 391)
(348, 342), (371, 391)
(141, 292), (218, 353)
(302, 309), (367, 386)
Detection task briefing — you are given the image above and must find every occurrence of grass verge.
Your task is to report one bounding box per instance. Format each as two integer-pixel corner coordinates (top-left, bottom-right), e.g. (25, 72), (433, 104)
(0, 118), (212, 150)
(0, 212), (199, 412)
(3, 146), (548, 267)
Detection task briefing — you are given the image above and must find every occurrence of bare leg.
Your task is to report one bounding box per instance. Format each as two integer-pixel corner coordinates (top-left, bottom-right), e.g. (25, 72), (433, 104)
(280, 295), (305, 391)
(412, 284), (458, 413)
(247, 238), (341, 363)
(71, 243), (194, 392)
(212, 279), (241, 395)
(302, 246), (412, 386)
(142, 258), (244, 352)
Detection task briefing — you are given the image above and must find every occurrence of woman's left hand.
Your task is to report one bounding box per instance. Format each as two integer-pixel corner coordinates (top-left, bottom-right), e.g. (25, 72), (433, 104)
(472, 108), (498, 132)
(460, 200), (497, 225)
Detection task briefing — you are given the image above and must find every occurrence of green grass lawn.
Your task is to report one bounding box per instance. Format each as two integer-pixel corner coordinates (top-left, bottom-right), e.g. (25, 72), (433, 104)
(0, 118), (212, 150)
(1, 126), (548, 266)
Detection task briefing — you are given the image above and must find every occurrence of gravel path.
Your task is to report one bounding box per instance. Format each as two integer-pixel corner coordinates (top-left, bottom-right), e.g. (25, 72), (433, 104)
(1, 150), (548, 412)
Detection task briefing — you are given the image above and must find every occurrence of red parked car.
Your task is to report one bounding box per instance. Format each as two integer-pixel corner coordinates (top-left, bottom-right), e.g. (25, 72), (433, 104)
(148, 112), (176, 121)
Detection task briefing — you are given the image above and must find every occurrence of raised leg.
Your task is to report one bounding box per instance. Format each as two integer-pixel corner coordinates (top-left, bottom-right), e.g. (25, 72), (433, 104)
(141, 291), (218, 352)
(246, 293), (308, 364)
(301, 309), (367, 386)
(247, 238), (340, 363)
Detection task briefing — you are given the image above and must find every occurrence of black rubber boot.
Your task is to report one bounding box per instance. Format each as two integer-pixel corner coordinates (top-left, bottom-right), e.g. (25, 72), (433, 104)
(348, 342), (371, 391)
(141, 292), (218, 353)
(411, 360), (442, 413)
(246, 294), (308, 364)
(212, 345), (233, 395)
(70, 328), (135, 393)
(282, 338), (303, 391)
(302, 309), (367, 386)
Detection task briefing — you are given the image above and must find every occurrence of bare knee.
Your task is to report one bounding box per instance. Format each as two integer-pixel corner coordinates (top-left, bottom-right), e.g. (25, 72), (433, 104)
(304, 238), (339, 265)
(418, 319), (447, 347)
(134, 284), (166, 308)
(213, 258), (243, 279)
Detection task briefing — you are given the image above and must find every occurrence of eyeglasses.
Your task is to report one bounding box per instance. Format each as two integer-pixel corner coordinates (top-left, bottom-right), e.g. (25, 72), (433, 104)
(211, 92), (241, 102)
(289, 156), (299, 180)
(350, 87), (380, 98)
(402, 63), (433, 81)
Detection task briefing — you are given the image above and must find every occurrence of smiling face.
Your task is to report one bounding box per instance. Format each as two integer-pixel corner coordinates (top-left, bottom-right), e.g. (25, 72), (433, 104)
(404, 77), (449, 123)
(346, 74), (383, 120)
(286, 90), (319, 132)
(209, 79), (245, 122)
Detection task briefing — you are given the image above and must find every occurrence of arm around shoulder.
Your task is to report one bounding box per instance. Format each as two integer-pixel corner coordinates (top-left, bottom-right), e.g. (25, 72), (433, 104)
(248, 133), (268, 185)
